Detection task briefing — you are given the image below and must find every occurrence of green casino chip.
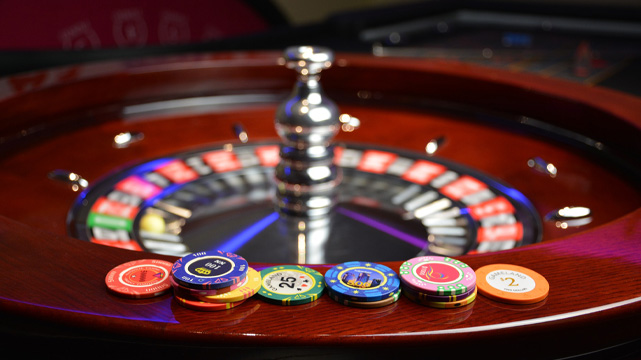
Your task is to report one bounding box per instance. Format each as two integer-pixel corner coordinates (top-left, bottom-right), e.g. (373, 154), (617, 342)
(257, 265), (325, 306)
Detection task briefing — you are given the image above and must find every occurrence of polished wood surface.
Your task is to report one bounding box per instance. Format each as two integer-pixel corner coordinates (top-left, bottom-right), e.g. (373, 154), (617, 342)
(0, 51), (640, 358)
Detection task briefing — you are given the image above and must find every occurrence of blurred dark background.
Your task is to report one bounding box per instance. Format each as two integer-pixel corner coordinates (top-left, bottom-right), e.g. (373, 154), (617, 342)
(1, 0), (640, 94)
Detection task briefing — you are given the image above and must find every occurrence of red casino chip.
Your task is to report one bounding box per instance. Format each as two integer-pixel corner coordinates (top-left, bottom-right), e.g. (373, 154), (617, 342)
(105, 259), (173, 299)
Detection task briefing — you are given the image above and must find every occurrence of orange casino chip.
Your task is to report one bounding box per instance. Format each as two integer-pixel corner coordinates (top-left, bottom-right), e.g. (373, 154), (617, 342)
(475, 264), (549, 305)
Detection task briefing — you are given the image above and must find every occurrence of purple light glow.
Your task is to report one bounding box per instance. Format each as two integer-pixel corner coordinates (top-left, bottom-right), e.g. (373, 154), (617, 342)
(0, 295), (179, 323)
(336, 207), (427, 249)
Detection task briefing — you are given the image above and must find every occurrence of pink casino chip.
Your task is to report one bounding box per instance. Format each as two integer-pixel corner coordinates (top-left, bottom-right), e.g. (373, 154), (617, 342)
(399, 256), (476, 296)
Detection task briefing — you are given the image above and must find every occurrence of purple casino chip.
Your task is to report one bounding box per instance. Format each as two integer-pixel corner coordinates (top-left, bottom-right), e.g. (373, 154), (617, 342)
(172, 250), (248, 290)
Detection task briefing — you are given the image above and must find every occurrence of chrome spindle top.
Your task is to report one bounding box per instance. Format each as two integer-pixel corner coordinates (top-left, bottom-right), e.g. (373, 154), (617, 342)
(274, 46), (342, 218)
(282, 45), (334, 77)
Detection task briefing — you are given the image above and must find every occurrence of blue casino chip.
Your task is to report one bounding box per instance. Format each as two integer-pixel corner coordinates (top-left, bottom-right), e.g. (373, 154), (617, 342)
(324, 261), (400, 302)
(171, 250), (248, 290)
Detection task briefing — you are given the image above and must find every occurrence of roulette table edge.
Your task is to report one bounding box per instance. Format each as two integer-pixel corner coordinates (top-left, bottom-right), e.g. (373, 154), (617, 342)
(0, 50), (640, 358)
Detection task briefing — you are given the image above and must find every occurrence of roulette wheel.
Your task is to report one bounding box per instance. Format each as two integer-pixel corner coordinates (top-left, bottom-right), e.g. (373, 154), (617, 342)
(0, 3), (640, 358)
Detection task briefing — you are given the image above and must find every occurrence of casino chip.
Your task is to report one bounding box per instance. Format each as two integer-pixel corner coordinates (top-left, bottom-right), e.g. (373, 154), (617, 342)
(404, 285), (477, 308)
(328, 287), (401, 308)
(171, 250), (248, 290)
(105, 259), (173, 299)
(170, 276), (244, 298)
(475, 264), (549, 304)
(325, 261), (400, 303)
(401, 282), (476, 303)
(257, 265), (325, 306)
(198, 267), (261, 303)
(170, 251), (256, 311)
(399, 256), (476, 296)
(400, 256), (477, 308)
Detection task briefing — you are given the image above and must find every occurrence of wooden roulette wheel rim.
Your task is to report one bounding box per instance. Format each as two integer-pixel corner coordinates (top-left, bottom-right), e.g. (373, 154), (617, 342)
(0, 50), (639, 358)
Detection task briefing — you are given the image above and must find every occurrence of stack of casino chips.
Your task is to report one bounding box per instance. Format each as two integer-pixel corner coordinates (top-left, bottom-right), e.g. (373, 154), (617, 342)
(256, 265), (326, 306)
(399, 256), (477, 309)
(170, 250), (261, 311)
(324, 261), (401, 308)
